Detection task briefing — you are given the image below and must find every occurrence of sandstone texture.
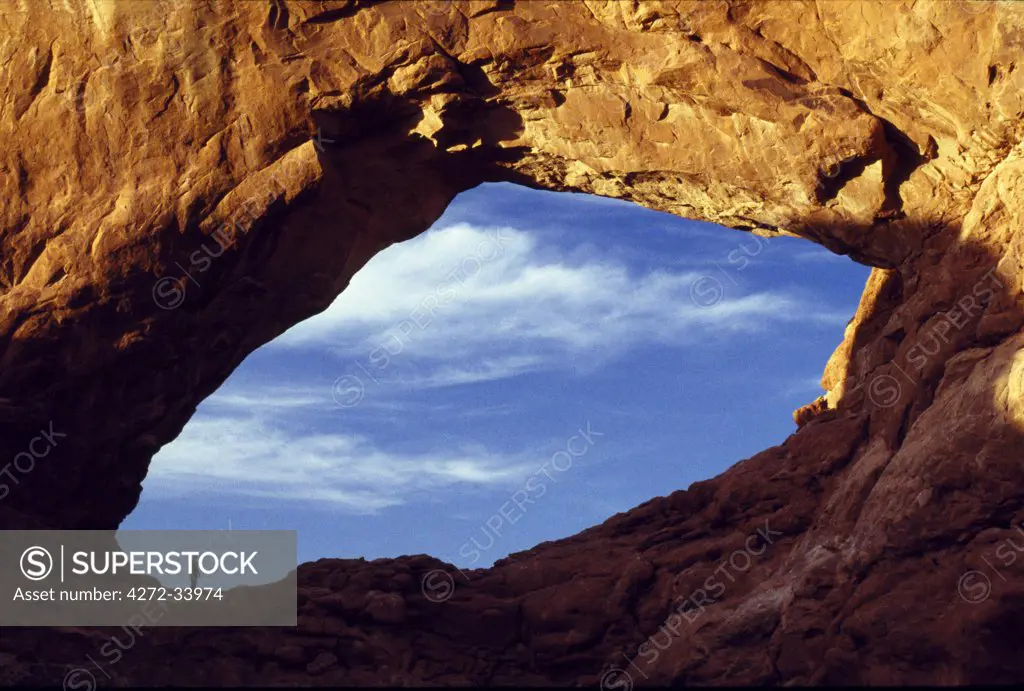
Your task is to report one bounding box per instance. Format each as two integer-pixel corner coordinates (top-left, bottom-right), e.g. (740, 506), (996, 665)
(1, 0), (1024, 685)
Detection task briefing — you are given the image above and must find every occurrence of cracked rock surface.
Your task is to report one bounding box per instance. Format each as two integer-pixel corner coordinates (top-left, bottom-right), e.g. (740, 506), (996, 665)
(1, 0), (1024, 685)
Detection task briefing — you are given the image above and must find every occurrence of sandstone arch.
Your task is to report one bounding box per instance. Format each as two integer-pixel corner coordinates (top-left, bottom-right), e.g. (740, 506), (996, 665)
(2, 0), (1024, 684)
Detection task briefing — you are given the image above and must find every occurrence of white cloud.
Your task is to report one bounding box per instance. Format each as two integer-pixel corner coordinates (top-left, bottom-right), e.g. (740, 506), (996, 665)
(203, 387), (327, 412)
(779, 376), (827, 398)
(195, 382), (523, 417)
(270, 223), (848, 388)
(790, 247), (851, 263)
(388, 355), (548, 389)
(144, 413), (536, 513)
(144, 221), (853, 512)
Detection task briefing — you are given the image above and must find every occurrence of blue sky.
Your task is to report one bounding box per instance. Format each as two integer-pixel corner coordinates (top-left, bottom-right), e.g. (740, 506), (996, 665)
(121, 182), (870, 570)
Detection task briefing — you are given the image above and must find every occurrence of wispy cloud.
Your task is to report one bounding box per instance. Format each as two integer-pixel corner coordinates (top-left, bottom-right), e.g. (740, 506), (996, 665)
(270, 223), (849, 389)
(144, 414), (536, 513)
(790, 247), (851, 263)
(778, 376), (827, 398)
(388, 355), (548, 389)
(145, 221), (852, 510)
(198, 382), (523, 418)
(204, 387), (327, 412)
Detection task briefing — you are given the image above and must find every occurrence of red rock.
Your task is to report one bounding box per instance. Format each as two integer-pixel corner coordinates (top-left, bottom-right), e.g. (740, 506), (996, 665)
(366, 592), (407, 625)
(273, 645), (306, 667)
(306, 651), (339, 676)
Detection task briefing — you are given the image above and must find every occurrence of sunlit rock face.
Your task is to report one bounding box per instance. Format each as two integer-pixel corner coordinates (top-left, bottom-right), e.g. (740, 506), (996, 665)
(1, 0), (1023, 685)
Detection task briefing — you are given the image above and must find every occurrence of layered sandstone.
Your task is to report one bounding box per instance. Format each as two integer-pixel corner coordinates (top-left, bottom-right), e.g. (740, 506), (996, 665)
(1, 0), (1023, 685)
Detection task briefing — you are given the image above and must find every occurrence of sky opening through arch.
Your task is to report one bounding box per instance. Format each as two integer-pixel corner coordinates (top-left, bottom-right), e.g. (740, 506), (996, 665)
(122, 182), (871, 569)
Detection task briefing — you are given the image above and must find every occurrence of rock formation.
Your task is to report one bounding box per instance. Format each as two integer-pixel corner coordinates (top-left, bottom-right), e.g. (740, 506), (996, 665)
(1, 0), (1023, 685)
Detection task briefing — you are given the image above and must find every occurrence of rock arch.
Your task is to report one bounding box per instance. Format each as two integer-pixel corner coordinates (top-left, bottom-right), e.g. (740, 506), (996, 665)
(1, 0), (1023, 684)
